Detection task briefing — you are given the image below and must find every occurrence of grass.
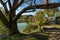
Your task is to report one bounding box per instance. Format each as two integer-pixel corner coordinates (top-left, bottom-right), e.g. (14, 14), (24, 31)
(46, 24), (60, 29)
(52, 25), (60, 28)
(3, 33), (48, 40)
(0, 24), (48, 40)
(0, 22), (60, 40)
(0, 25), (8, 34)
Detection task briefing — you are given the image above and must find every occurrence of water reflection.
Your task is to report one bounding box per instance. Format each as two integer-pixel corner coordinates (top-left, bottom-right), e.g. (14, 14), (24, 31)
(17, 23), (28, 33)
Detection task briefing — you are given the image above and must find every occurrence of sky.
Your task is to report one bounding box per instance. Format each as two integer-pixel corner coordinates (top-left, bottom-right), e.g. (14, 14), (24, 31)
(17, 0), (60, 15)
(0, 0), (60, 15)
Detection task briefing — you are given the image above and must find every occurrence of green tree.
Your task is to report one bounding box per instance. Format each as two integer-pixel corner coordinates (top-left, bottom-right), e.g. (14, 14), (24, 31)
(43, 9), (57, 17)
(35, 11), (46, 31)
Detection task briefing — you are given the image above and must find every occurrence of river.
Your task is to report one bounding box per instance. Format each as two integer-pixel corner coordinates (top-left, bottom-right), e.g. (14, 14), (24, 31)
(17, 23), (28, 33)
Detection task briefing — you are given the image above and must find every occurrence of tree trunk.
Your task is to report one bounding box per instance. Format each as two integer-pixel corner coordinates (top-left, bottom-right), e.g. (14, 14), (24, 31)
(8, 11), (26, 36)
(8, 21), (19, 35)
(8, 21), (28, 36)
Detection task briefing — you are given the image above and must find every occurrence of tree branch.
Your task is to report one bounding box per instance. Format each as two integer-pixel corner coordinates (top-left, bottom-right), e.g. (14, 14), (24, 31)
(10, 0), (24, 14)
(9, 0), (18, 25)
(8, 0), (11, 9)
(14, 0), (25, 9)
(13, 3), (60, 21)
(0, 0), (9, 14)
(10, 0), (18, 18)
(46, 0), (49, 4)
(12, 0), (18, 8)
(0, 10), (9, 28)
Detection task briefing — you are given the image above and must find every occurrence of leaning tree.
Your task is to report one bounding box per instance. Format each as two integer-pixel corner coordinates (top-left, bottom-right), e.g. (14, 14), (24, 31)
(0, 0), (60, 36)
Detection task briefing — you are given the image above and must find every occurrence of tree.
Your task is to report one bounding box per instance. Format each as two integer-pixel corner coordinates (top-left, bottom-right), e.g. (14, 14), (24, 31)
(35, 11), (46, 31)
(43, 9), (54, 17)
(0, 0), (60, 36)
(43, 8), (59, 24)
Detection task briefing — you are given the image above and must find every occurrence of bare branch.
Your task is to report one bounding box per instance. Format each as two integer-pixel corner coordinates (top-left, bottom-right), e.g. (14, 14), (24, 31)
(13, 3), (60, 21)
(10, 0), (24, 14)
(0, 10), (9, 28)
(8, 0), (11, 9)
(0, 0), (9, 14)
(9, 0), (18, 24)
(46, 0), (49, 4)
(15, 0), (25, 8)
(12, 0), (18, 8)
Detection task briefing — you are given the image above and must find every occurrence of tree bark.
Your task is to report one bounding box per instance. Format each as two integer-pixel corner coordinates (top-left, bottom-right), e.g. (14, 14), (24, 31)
(8, 10), (19, 35)
(8, 21), (20, 35)
(8, 11), (24, 36)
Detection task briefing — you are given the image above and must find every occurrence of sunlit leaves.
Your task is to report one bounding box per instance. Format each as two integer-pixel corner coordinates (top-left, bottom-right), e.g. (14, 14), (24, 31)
(43, 9), (54, 17)
(35, 11), (46, 26)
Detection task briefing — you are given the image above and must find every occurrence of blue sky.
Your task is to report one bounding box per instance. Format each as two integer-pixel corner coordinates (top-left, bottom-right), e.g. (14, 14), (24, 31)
(17, 0), (60, 15)
(0, 0), (60, 15)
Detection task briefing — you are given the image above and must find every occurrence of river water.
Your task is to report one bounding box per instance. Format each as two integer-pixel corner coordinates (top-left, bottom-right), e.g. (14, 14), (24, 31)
(17, 23), (28, 33)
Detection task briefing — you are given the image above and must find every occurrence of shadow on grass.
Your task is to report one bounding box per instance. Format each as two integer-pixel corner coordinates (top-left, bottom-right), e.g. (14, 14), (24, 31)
(2, 33), (48, 40)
